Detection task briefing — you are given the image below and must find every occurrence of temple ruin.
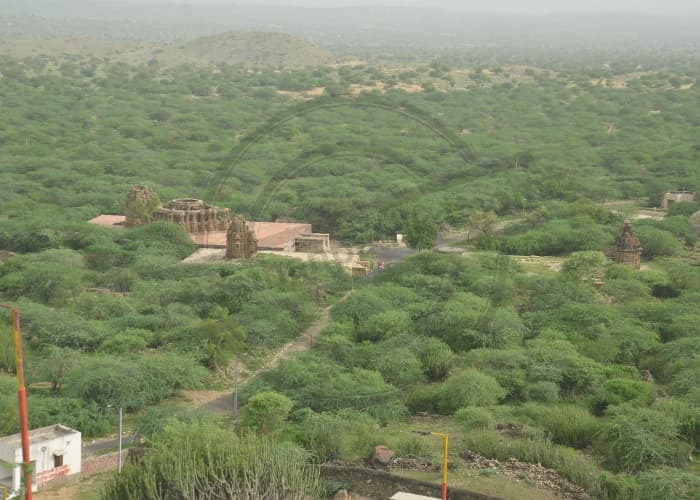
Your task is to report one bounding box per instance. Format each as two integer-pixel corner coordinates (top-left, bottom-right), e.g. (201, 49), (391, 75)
(610, 219), (642, 269)
(154, 198), (231, 233)
(95, 186), (332, 261)
(661, 191), (696, 210)
(226, 214), (258, 259)
(125, 185), (160, 227)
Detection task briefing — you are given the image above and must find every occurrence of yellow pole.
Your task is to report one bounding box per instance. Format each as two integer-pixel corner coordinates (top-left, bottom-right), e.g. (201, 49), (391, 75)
(2, 485), (7, 500)
(430, 432), (448, 500)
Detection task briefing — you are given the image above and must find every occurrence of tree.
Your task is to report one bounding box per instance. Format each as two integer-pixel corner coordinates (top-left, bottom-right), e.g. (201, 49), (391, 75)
(404, 208), (438, 251)
(467, 210), (498, 239)
(437, 369), (506, 414)
(0, 249), (85, 305)
(240, 391), (293, 434)
(187, 310), (247, 370)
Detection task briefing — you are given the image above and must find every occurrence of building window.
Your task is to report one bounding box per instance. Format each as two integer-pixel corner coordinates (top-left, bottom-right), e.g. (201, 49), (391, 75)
(53, 455), (63, 468)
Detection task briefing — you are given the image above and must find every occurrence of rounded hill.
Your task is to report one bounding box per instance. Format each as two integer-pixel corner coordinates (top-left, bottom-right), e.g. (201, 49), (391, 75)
(165, 32), (337, 68)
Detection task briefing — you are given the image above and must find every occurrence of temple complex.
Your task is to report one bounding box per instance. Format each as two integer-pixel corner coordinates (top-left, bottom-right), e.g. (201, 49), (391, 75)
(226, 214), (258, 259)
(93, 186), (332, 261)
(611, 219), (642, 269)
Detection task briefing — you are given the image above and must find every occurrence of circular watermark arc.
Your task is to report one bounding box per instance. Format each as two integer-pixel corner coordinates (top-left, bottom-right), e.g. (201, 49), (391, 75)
(251, 147), (420, 220)
(206, 95), (474, 206)
(202, 92), (509, 323)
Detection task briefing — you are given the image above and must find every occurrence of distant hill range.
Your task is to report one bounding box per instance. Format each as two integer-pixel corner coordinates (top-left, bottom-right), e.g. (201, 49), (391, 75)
(1, 1), (699, 62)
(0, 31), (337, 67)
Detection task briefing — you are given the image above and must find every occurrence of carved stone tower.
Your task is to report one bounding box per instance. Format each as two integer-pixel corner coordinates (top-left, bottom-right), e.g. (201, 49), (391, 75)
(125, 185), (159, 227)
(613, 219), (642, 270)
(226, 215), (258, 259)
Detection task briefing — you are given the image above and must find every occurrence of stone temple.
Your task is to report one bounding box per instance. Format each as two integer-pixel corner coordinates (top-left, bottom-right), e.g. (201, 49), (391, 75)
(611, 219), (642, 269)
(154, 198), (231, 233)
(124, 185), (159, 227)
(124, 186), (231, 233)
(226, 214), (258, 259)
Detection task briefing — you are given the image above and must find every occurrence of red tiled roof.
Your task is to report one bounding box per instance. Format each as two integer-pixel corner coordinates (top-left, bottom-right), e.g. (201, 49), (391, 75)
(250, 222), (311, 250)
(189, 222), (312, 250)
(88, 214), (312, 251)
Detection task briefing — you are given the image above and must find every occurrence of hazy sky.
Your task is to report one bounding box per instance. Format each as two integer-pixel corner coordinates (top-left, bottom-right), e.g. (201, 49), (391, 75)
(123, 0), (700, 14)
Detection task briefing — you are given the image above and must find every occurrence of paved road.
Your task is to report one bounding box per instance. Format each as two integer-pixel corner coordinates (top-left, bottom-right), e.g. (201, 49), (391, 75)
(83, 435), (134, 457)
(366, 245), (418, 267)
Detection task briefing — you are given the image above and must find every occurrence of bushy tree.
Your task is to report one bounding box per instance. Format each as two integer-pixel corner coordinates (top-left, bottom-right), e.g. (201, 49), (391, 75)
(240, 391), (293, 434)
(436, 369), (506, 414)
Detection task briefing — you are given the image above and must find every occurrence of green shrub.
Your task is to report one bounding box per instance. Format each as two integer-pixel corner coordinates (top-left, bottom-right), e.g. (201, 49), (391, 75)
(371, 347), (424, 388)
(454, 407), (495, 430)
(436, 369), (506, 414)
(598, 406), (690, 473)
(518, 403), (601, 449)
(415, 337), (454, 381)
(526, 381), (560, 403)
(65, 354), (207, 412)
(295, 410), (378, 462)
(356, 309), (414, 342)
(393, 436), (432, 460)
(636, 226), (684, 259)
(101, 421), (321, 499)
(240, 391), (293, 434)
(637, 467), (700, 500)
(406, 385), (441, 414)
(591, 378), (655, 415)
(597, 472), (640, 500)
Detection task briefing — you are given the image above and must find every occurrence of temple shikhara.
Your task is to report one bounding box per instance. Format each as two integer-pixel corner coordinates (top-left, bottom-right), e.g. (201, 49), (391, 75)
(611, 219), (642, 270)
(226, 214), (258, 259)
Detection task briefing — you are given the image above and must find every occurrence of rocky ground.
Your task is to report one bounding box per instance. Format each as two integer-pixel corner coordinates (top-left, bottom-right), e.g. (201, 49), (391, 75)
(459, 450), (590, 500)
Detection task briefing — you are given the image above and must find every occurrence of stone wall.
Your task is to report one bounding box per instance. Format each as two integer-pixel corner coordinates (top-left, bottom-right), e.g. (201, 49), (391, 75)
(320, 465), (503, 500)
(81, 450), (128, 477)
(295, 233), (331, 253)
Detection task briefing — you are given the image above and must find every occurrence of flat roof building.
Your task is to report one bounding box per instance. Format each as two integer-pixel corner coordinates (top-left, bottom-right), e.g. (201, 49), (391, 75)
(0, 424), (81, 497)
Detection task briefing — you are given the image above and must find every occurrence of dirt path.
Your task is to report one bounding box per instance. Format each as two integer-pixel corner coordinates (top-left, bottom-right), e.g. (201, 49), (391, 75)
(190, 291), (352, 414)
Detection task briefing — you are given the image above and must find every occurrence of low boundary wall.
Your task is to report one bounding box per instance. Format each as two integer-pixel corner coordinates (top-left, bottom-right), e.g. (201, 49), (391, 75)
(320, 465), (503, 500)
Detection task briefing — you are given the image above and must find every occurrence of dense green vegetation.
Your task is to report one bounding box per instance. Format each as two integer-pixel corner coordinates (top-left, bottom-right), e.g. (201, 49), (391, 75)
(0, 217), (349, 436)
(0, 48), (698, 244)
(243, 251), (700, 498)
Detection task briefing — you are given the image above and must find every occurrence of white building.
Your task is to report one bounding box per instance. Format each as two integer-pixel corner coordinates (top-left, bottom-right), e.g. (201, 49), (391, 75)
(0, 424), (81, 497)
